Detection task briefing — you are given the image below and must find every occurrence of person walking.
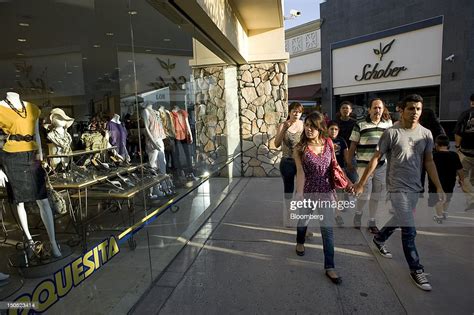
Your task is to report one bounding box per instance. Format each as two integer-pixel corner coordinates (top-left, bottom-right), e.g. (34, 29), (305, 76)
(419, 108), (445, 193)
(336, 101), (358, 183)
(429, 135), (464, 222)
(348, 98), (392, 233)
(327, 121), (350, 226)
(294, 112), (348, 284)
(275, 102), (304, 199)
(454, 94), (474, 211)
(354, 94), (445, 291)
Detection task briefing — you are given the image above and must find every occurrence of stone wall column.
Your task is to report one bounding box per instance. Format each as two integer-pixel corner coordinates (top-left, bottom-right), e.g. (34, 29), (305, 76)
(239, 62), (288, 177)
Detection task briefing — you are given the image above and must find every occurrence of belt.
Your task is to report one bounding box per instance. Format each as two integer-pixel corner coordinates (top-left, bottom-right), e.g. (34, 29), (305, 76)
(8, 134), (35, 142)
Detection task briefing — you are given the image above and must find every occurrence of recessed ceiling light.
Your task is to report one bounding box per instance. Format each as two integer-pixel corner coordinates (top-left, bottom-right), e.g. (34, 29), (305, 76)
(67, 71), (72, 74)
(17, 38), (27, 42)
(145, 49), (152, 52)
(16, 53), (24, 57)
(127, 60), (133, 63)
(82, 57), (88, 60)
(58, 80), (63, 83)
(15, 75), (20, 78)
(163, 38), (171, 42)
(93, 44), (100, 48)
(106, 32), (114, 36)
(128, 10), (138, 15)
(18, 22), (30, 27)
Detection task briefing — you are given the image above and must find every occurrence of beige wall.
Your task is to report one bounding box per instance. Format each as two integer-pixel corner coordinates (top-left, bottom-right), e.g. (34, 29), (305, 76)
(288, 72), (321, 88)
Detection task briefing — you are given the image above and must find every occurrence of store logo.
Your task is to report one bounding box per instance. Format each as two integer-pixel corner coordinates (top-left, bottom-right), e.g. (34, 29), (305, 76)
(373, 39), (395, 61)
(355, 38), (407, 81)
(157, 57), (176, 75)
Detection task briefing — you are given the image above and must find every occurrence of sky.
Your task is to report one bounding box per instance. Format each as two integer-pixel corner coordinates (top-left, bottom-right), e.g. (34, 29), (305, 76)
(284, 0), (325, 29)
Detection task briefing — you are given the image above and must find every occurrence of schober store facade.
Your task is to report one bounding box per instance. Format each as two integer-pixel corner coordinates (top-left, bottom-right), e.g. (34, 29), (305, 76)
(320, 0), (474, 132)
(331, 17), (443, 119)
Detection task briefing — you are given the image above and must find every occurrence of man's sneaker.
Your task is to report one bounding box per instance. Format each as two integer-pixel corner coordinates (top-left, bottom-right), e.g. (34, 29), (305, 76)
(465, 202), (474, 211)
(368, 220), (380, 234)
(353, 213), (362, 229)
(410, 270), (432, 291)
(372, 238), (392, 258)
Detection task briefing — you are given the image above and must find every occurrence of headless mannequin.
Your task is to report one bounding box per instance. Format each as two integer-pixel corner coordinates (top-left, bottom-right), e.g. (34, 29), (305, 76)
(142, 104), (166, 172)
(108, 114), (130, 162)
(111, 113), (120, 124)
(142, 103), (168, 196)
(0, 92), (61, 257)
(171, 106), (194, 176)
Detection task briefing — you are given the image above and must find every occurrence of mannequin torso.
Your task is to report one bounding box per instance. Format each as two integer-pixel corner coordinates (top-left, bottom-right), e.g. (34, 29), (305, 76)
(0, 92), (41, 153)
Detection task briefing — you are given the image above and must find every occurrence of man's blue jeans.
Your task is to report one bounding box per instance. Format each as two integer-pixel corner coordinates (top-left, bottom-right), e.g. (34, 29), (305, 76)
(374, 192), (424, 271)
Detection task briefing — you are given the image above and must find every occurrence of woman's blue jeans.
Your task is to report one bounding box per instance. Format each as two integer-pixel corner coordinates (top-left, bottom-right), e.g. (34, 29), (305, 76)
(296, 206), (335, 270)
(280, 157), (296, 199)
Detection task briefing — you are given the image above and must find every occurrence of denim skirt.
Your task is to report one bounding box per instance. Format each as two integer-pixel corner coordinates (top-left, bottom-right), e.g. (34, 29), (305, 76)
(1, 151), (47, 204)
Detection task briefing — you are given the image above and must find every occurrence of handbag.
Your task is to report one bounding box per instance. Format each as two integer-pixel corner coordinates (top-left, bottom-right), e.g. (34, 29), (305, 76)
(43, 166), (68, 215)
(328, 138), (349, 189)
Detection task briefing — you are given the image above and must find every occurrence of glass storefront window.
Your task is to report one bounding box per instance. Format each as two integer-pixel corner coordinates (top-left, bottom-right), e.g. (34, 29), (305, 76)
(0, 0), (237, 312)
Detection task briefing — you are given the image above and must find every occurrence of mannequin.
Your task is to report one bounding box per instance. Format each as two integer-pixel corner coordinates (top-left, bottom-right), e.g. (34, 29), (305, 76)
(47, 108), (74, 169)
(142, 102), (168, 196)
(107, 114), (130, 162)
(170, 105), (194, 176)
(0, 92), (61, 258)
(158, 105), (177, 171)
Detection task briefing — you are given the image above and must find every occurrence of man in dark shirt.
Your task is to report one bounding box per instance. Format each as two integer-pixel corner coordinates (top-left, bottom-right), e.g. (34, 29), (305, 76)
(454, 94), (474, 210)
(336, 101), (358, 183)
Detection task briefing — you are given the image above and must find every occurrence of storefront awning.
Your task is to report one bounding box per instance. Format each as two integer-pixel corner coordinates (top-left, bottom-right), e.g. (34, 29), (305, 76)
(288, 84), (321, 101)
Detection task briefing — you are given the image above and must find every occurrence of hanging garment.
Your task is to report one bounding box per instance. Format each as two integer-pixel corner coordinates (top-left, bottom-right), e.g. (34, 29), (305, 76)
(107, 121), (129, 158)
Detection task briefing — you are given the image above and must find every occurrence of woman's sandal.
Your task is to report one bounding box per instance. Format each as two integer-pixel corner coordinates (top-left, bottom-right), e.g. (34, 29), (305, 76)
(295, 244), (305, 256)
(325, 271), (342, 285)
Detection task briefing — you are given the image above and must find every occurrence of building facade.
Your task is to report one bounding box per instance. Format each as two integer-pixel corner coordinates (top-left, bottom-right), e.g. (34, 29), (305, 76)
(285, 20), (322, 109)
(320, 0), (474, 128)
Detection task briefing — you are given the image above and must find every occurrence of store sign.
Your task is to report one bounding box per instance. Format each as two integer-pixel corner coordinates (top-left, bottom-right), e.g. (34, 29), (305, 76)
(147, 75), (187, 91)
(9, 236), (120, 314)
(354, 39), (407, 81)
(332, 24), (442, 95)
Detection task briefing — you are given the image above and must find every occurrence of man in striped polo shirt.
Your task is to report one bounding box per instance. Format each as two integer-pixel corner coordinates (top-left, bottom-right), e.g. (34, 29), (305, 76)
(348, 98), (392, 232)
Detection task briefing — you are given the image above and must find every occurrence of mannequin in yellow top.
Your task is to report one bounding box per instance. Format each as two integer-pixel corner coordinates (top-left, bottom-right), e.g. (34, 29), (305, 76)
(0, 92), (61, 258)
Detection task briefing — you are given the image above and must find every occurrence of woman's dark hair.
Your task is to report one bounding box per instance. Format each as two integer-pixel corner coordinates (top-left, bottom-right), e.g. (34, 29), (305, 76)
(287, 102), (303, 120)
(327, 120), (339, 128)
(339, 101), (352, 108)
(435, 134), (450, 147)
(295, 111), (327, 157)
